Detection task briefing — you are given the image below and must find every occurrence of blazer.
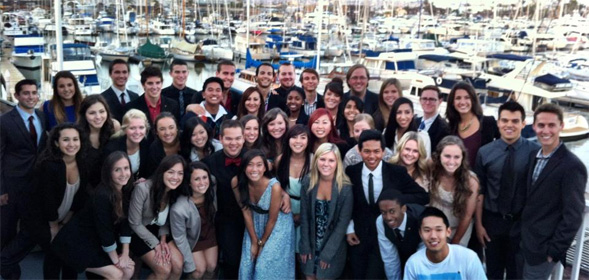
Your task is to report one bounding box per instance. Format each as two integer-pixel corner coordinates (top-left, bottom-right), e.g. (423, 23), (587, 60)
(100, 87), (139, 122)
(414, 115), (450, 152)
(170, 195), (202, 273)
(146, 138), (171, 175)
(0, 108), (47, 194)
(345, 162), (429, 246)
(125, 94), (180, 132)
(128, 180), (171, 249)
(38, 159), (89, 222)
(103, 136), (150, 180)
(191, 88), (242, 115)
(519, 144), (587, 265)
(299, 177), (353, 279)
(344, 89), (379, 115)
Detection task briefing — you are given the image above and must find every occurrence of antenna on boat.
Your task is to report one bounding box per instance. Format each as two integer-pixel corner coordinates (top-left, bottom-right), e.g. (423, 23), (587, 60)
(55, 0), (64, 71)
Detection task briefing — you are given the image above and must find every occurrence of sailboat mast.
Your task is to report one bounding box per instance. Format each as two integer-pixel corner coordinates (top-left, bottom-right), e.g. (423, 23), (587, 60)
(181, 0), (185, 38)
(315, 0), (323, 72)
(55, 0), (63, 71)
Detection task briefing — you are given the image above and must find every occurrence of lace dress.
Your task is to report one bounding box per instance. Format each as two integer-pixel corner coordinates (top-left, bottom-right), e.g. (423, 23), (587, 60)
(429, 183), (473, 247)
(314, 199), (329, 272)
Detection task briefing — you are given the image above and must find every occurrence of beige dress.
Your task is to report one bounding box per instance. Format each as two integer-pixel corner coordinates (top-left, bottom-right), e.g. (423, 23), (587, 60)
(429, 182), (473, 247)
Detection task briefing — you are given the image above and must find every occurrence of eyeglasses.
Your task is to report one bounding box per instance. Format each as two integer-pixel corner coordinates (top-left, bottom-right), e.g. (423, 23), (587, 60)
(420, 97), (438, 103)
(349, 76), (368, 81)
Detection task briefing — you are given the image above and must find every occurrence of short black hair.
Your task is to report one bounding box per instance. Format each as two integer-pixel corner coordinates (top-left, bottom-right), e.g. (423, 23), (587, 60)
(419, 206), (450, 229)
(533, 103), (563, 124)
(140, 66), (163, 84)
(358, 129), (385, 151)
(169, 59), (188, 71)
(498, 101), (526, 121)
(15, 79), (37, 95)
(108, 59), (129, 75)
(219, 119), (243, 137)
(419, 85), (443, 99)
(217, 60), (235, 72)
(202, 77), (225, 92)
(256, 62), (275, 76)
(377, 189), (405, 206)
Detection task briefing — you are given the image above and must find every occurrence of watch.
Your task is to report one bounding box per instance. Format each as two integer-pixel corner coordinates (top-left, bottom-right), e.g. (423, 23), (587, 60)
(257, 239), (264, 246)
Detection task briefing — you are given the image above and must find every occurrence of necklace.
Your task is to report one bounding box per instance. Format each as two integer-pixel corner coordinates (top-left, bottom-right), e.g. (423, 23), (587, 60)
(459, 118), (474, 132)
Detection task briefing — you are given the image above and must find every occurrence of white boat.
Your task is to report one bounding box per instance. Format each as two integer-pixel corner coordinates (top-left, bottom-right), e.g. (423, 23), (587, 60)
(362, 51), (437, 92)
(170, 39), (203, 62)
(66, 17), (96, 36)
(150, 19), (175, 35)
(11, 35), (46, 69)
(49, 43), (101, 95)
(2, 12), (31, 36)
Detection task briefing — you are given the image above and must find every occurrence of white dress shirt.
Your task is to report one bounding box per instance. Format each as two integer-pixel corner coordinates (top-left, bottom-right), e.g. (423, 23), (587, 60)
(347, 161), (384, 234)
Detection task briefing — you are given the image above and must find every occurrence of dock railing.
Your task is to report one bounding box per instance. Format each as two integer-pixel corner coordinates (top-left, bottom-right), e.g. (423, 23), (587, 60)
(552, 197), (589, 280)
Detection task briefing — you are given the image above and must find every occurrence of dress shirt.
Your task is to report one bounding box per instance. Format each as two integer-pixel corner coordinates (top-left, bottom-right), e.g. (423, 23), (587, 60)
(347, 161), (384, 234)
(111, 86), (131, 104)
(304, 92), (318, 116)
(474, 137), (540, 213)
(377, 214), (424, 280)
(15, 105), (42, 145)
(419, 113), (438, 132)
(532, 142), (563, 184)
(146, 96), (162, 124)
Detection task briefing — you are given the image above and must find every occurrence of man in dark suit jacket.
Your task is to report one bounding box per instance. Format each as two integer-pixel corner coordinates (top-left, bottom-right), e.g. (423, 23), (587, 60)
(0, 79), (48, 279)
(300, 68), (324, 116)
(125, 66), (179, 138)
(345, 130), (429, 279)
(256, 62), (287, 112)
(344, 64), (378, 114)
(190, 60), (242, 115)
(518, 104), (587, 279)
(376, 189), (425, 280)
(100, 59), (139, 122)
(161, 59), (197, 118)
(414, 85), (449, 151)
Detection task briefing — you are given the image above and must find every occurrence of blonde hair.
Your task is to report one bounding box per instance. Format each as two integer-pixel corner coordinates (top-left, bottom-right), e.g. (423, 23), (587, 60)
(378, 78), (402, 127)
(389, 131), (429, 180)
(354, 113), (375, 128)
(309, 143), (350, 192)
(112, 109), (150, 138)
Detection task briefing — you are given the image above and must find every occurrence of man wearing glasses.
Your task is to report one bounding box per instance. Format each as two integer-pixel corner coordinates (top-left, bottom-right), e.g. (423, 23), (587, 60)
(344, 64), (378, 114)
(414, 85), (449, 151)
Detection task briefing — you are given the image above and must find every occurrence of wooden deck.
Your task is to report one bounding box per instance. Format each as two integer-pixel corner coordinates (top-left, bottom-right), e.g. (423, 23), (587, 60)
(1, 46), (25, 102)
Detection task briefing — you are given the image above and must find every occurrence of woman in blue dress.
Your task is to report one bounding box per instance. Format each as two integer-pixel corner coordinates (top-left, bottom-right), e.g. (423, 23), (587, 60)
(42, 71), (84, 131)
(231, 149), (295, 280)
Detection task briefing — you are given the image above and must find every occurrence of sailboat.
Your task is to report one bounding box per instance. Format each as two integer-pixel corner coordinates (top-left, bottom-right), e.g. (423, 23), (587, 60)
(96, 0), (133, 61)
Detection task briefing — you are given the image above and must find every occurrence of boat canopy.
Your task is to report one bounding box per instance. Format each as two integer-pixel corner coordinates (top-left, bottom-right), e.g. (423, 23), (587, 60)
(486, 53), (531, 61)
(534, 73), (571, 85)
(418, 54), (462, 62)
(137, 39), (167, 59)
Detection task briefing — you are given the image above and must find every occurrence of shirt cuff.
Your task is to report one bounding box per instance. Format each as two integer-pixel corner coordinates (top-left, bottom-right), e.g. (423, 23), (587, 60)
(120, 236), (131, 244)
(346, 220), (355, 234)
(102, 243), (117, 253)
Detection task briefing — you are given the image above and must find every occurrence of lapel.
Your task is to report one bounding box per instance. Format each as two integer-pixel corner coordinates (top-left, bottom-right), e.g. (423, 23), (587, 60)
(326, 181), (340, 226)
(530, 145), (566, 190)
(429, 116), (441, 135)
(9, 109), (36, 148)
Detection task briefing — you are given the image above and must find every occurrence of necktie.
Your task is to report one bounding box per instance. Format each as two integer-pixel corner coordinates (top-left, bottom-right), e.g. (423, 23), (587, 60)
(394, 228), (404, 241)
(498, 145), (515, 215)
(368, 173), (375, 205)
(120, 93), (126, 106)
(28, 116), (37, 148)
(418, 120), (425, 131)
(178, 91), (185, 116)
(225, 157), (241, 167)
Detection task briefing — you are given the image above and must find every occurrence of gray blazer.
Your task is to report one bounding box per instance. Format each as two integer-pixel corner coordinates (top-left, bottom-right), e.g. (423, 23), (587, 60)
(128, 180), (171, 249)
(299, 176), (353, 279)
(170, 195), (201, 273)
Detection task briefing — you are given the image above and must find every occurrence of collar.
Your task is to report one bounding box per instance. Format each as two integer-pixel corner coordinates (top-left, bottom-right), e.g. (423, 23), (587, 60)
(111, 85), (126, 96)
(200, 101), (228, 120)
(397, 212), (408, 231)
(422, 113), (439, 124)
(171, 84), (186, 92)
(15, 105), (36, 120)
(362, 160), (383, 177)
(536, 142), (562, 159)
(146, 95), (161, 108)
(305, 91), (318, 104)
(499, 136), (524, 150)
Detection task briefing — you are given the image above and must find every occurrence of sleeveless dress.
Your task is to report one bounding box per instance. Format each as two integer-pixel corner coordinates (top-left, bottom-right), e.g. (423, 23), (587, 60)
(288, 176), (302, 253)
(192, 204), (217, 252)
(429, 183), (473, 247)
(314, 199), (330, 272)
(239, 178), (295, 280)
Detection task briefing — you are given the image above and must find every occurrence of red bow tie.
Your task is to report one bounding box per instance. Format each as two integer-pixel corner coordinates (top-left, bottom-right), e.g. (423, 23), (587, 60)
(225, 157), (241, 167)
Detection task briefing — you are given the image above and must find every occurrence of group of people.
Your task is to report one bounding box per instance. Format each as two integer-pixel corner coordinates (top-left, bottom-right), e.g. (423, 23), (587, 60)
(0, 57), (587, 280)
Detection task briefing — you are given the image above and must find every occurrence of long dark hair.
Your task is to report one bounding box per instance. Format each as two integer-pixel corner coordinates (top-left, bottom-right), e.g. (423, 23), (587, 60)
(237, 149), (272, 209)
(78, 95), (115, 148)
(149, 155), (186, 217)
(181, 161), (216, 223)
(180, 116), (215, 161)
(154, 112), (179, 144)
(276, 125), (311, 191)
(384, 97), (417, 148)
(38, 123), (87, 165)
(237, 87), (265, 120)
(445, 82), (483, 133)
(240, 115), (262, 149)
(99, 151), (134, 222)
(261, 108), (289, 160)
(51, 71), (84, 124)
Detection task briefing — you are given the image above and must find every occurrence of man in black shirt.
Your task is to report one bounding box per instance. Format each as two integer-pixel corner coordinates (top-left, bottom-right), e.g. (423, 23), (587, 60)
(161, 59), (197, 118)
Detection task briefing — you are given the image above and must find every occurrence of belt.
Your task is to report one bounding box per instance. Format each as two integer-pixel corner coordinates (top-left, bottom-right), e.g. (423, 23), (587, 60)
(484, 209), (520, 221)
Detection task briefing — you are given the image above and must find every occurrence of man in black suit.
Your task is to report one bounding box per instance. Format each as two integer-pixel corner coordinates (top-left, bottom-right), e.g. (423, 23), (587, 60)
(125, 66), (179, 136)
(518, 103), (587, 279)
(344, 64), (378, 114)
(190, 60), (241, 115)
(1, 79), (47, 279)
(300, 68), (324, 116)
(100, 59), (139, 122)
(414, 85), (449, 151)
(376, 189), (425, 280)
(256, 62), (286, 112)
(275, 62), (302, 98)
(345, 130), (429, 279)
(161, 59), (197, 118)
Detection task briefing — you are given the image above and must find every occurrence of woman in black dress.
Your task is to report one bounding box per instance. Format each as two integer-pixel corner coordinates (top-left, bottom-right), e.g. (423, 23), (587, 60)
(52, 151), (135, 279)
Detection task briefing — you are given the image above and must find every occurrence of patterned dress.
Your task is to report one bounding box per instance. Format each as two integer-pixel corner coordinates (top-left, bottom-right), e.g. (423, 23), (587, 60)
(314, 199), (330, 272)
(239, 178), (295, 280)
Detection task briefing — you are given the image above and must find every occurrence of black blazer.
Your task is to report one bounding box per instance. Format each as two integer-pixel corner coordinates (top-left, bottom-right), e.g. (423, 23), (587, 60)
(191, 88), (242, 115)
(100, 87), (139, 122)
(519, 144), (587, 265)
(344, 89), (379, 115)
(38, 159), (89, 223)
(103, 135), (150, 180)
(0, 108), (47, 194)
(413, 115), (450, 151)
(146, 138), (178, 175)
(345, 162), (429, 246)
(125, 94), (180, 132)
(383, 203), (424, 268)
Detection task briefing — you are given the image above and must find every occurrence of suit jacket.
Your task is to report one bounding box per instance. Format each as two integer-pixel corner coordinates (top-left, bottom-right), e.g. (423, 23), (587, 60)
(103, 136), (150, 180)
(346, 162), (429, 247)
(414, 115), (450, 152)
(170, 195), (202, 273)
(344, 89), (379, 115)
(191, 88), (242, 115)
(125, 94), (180, 132)
(520, 144), (587, 265)
(299, 176), (353, 279)
(100, 87), (139, 122)
(0, 108), (47, 195)
(383, 204), (424, 268)
(128, 180), (171, 249)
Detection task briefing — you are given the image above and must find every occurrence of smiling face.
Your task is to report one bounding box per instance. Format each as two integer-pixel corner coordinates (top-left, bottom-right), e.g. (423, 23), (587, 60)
(191, 124), (208, 149)
(220, 127), (244, 157)
(533, 112), (563, 152)
(110, 63), (129, 90)
(56, 128), (81, 158)
(353, 120), (371, 140)
(278, 64), (295, 88)
(243, 119), (260, 146)
(360, 139), (383, 171)
(190, 168), (210, 195)
(245, 91), (262, 115)
(111, 158), (131, 189)
(317, 151), (337, 179)
(420, 89), (441, 117)
(379, 200), (407, 229)
(163, 163), (184, 190)
(311, 115), (332, 141)
(400, 139), (420, 167)
(440, 144), (462, 175)
(349, 67), (369, 94)
(256, 65), (275, 88)
(324, 89), (341, 110)
(143, 76), (162, 101)
(170, 64), (188, 88)
(125, 118), (147, 144)
(267, 114), (287, 140)
(203, 81), (223, 106)
(289, 133), (308, 154)
(286, 90), (304, 113)
(216, 64), (236, 90)
(301, 72), (318, 92)
(15, 84), (39, 112)
(498, 110), (525, 144)
(382, 84), (400, 107)
(56, 77), (76, 102)
(396, 103), (413, 129)
(420, 216), (451, 254)
(344, 100), (360, 122)
(156, 117), (178, 145)
(453, 89), (472, 115)
(85, 102), (108, 130)
(245, 156), (266, 182)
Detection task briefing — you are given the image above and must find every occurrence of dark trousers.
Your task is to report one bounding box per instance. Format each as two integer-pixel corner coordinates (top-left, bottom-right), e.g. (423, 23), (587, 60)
(216, 216), (244, 279)
(483, 210), (519, 280)
(44, 249), (78, 279)
(348, 239), (385, 279)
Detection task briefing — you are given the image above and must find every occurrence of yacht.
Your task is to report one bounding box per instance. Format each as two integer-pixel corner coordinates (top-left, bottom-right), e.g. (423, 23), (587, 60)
(49, 43), (101, 95)
(12, 35), (46, 69)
